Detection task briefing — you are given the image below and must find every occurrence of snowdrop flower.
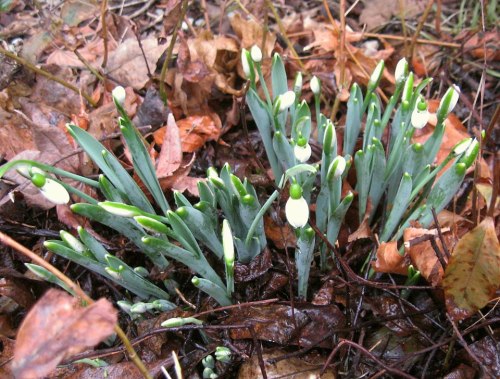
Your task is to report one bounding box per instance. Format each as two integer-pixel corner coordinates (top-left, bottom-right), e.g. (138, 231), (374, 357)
(329, 156), (346, 180)
(250, 45), (262, 63)
(368, 60), (384, 91)
(31, 173), (70, 205)
(394, 58), (408, 84)
(60, 230), (86, 254)
(411, 97), (430, 129)
(293, 136), (311, 163)
(294, 72), (303, 94)
(285, 183), (309, 229)
(310, 76), (321, 96)
(241, 48), (251, 78)
(437, 85), (460, 122)
(222, 219), (234, 267)
(112, 86), (126, 105)
(452, 138), (472, 156)
(275, 91), (296, 113)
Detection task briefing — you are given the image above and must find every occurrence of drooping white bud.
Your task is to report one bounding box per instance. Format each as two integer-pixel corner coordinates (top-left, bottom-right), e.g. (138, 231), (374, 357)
(112, 86), (126, 105)
(250, 45), (262, 63)
(310, 76), (321, 96)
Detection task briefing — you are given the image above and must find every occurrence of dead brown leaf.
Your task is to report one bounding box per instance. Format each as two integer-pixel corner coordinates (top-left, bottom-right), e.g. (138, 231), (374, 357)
(106, 37), (167, 89)
(372, 241), (409, 275)
(359, 0), (427, 31)
(264, 215), (296, 249)
(404, 228), (456, 286)
(12, 289), (117, 379)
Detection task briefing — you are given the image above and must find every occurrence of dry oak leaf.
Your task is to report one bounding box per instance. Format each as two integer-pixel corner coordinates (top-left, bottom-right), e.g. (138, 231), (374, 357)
(12, 289), (117, 379)
(443, 217), (500, 322)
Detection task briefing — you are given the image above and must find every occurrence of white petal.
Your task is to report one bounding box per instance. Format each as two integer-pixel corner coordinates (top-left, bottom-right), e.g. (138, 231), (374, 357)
(250, 45), (262, 63)
(294, 144), (312, 163)
(39, 179), (70, 204)
(285, 197), (309, 229)
(411, 109), (429, 129)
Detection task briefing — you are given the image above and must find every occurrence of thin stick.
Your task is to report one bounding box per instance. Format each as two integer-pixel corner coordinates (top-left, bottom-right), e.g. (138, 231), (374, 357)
(101, 0), (109, 69)
(159, 0), (189, 102)
(0, 47), (97, 107)
(0, 231), (152, 379)
(408, 0), (435, 59)
(265, 0), (305, 71)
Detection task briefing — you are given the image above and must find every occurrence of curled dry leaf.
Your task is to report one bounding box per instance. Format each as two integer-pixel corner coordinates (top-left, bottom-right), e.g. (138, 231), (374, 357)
(403, 227), (454, 287)
(12, 289), (117, 379)
(372, 241), (409, 276)
(443, 217), (500, 321)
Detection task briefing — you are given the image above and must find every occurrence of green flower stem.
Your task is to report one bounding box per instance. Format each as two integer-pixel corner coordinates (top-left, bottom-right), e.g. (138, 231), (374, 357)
(244, 189), (279, 246)
(0, 160), (99, 187)
(255, 64), (273, 111)
(408, 152), (454, 203)
(192, 277), (232, 306)
(380, 81), (404, 130)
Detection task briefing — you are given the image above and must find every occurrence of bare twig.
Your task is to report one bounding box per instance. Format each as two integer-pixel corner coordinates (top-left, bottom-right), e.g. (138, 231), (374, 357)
(408, 0), (435, 59)
(159, 0), (189, 102)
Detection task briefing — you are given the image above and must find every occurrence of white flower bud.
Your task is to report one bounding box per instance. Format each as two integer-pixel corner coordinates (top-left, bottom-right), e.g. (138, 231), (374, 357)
(310, 76), (321, 95)
(250, 45), (262, 63)
(222, 220), (234, 266)
(331, 156), (346, 179)
(438, 85), (460, 120)
(395, 58), (408, 83)
(294, 72), (303, 94)
(368, 60), (384, 90)
(293, 143), (312, 163)
(112, 86), (126, 105)
(39, 178), (70, 204)
(285, 196), (309, 229)
(241, 49), (251, 78)
(98, 201), (141, 217)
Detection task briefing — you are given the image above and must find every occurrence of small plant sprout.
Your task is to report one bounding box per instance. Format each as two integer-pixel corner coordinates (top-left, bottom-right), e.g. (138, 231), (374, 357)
(250, 44), (262, 63)
(214, 346), (232, 363)
(161, 317), (203, 328)
(98, 201), (143, 218)
(286, 182), (309, 229)
(411, 97), (430, 129)
(294, 135), (312, 163)
(112, 86), (126, 105)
